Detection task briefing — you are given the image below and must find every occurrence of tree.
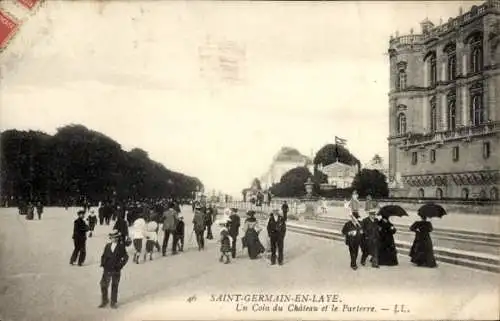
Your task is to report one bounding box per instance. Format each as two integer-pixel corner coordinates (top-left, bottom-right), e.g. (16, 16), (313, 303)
(270, 166), (312, 197)
(351, 169), (389, 198)
(0, 124), (202, 205)
(313, 144), (360, 168)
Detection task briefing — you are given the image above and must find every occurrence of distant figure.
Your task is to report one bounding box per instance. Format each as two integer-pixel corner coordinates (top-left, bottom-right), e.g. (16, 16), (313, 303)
(281, 201), (289, 221)
(321, 198), (328, 214)
(267, 209), (286, 266)
(87, 210), (98, 238)
(36, 201), (44, 220)
(228, 209), (241, 258)
(193, 205), (206, 251)
(219, 220), (233, 264)
(175, 214), (185, 252)
(347, 191), (361, 219)
(98, 230), (129, 309)
(204, 205), (214, 240)
(162, 204), (179, 256)
(131, 217), (146, 264)
(113, 212), (129, 245)
(409, 216), (437, 268)
(70, 210), (89, 266)
(144, 219), (158, 261)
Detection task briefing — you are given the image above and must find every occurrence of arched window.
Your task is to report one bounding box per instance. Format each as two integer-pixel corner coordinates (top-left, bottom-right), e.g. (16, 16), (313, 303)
(468, 33), (483, 73)
(462, 188), (469, 200)
(430, 98), (437, 133)
(398, 71), (407, 90)
(418, 188), (425, 199)
(491, 187), (499, 201)
(436, 188), (443, 199)
(430, 54), (437, 86)
(470, 94), (484, 126)
(397, 113), (407, 134)
(444, 43), (457, 81)
(448, 99), (456, 131)
(479, 189), (487, 200)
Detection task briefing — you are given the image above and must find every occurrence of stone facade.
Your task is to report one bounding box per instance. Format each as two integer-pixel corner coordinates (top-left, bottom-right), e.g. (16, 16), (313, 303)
(388, 1), (500, 200)
(318, 161), (358, 188)
(260, 147), (312, 189)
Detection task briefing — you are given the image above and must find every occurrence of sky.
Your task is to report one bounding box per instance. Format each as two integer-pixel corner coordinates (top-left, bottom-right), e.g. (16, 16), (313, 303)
(0, 0), (482, 196)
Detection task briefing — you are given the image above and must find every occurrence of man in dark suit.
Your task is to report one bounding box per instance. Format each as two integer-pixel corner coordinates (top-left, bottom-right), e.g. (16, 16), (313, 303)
(281, 201), (289, 221)
(360, 211), (380, 268)
(99, 230), (129, 309)
(341, 215), (363, 270)
(228, 208), (241, 258)
(70, 210), (89, 266)
(267, 209), (286, 265)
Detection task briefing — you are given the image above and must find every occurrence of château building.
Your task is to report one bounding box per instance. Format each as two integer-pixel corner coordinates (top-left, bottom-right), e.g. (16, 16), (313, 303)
(260, 147), (312, 189)
(388, 1), (500, 200)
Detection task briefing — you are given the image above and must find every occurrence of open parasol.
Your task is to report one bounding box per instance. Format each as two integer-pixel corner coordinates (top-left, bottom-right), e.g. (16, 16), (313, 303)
(377, 205), (408, 218)
(417, 203), (447, 218)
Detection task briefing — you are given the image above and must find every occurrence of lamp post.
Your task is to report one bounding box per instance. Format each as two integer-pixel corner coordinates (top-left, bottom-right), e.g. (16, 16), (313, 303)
(303, 177), (316, 220)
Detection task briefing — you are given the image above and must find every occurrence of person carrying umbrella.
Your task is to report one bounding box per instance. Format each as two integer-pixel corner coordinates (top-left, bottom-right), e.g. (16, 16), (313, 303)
(409, 203), (443, 268)
(377, 205), (407, 266)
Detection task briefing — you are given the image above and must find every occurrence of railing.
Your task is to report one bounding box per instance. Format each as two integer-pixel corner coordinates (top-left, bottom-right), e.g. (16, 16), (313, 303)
(390, 0), (500, 46)
(401, 121), (500, 148)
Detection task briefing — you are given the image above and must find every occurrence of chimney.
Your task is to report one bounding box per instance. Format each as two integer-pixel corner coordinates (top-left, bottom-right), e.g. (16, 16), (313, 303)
(420, 18), (434, 34)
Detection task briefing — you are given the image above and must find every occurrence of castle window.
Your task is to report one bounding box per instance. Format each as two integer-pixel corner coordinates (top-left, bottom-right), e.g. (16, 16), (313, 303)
(452, 146), (459, 162)
(448, 97), (456, 131)
(418, 188), (425, 198)
(436, 188), (443, 199)
(430, 149), (436, 163)
(468, 33), (483, 73)
(462, 188), (469, 200)
(470, 94), (485, 126)
(491, 187), (499, 201)
(444, 43), (457, 81)
(397, 113), (407, 134)
(430, 98), (437, 133)
(398, 71), (407, 90)
(430, 54), (437, 87)
(483, 141), (490, 159)
(479, 189), (487, 199)
(411, 152), (418, 165)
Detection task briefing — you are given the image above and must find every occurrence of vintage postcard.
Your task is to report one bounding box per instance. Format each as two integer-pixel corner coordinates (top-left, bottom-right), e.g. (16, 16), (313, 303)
(0, 0), (499, 320)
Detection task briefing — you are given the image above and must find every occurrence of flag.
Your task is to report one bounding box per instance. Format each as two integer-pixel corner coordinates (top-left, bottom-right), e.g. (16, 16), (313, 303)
(335, 136), (347, 146)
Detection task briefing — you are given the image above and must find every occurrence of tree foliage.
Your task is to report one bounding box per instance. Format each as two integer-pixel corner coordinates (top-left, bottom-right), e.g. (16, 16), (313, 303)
(270, 166), (312, 197)
(0, 125), (202, 205)
(313, 144), (360, 167)
(351, 169), (388, 198)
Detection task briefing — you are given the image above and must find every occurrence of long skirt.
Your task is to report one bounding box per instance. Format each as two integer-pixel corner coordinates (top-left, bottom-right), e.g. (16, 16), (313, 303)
(245, 229), (265, 259)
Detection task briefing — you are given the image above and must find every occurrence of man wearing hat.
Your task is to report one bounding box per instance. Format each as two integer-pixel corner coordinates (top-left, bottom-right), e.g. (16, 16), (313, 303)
(99, 230), (129, 309)
(192, 204), (206, 250)
(228, 208), (241, 259)
(267, 209), (286, 265)
(360, 210), (380, 268)
(70, 210), (90, 266)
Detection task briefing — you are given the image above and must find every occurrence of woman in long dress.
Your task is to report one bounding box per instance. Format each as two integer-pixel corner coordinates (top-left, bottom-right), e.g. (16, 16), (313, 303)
(409, 216), (437, 267)
(242, 211), (265, 259)
(378, 216), (398, 266)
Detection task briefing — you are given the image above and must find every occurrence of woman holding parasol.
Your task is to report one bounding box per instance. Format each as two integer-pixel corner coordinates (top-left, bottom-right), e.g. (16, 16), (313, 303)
(377, 205), (406, 266)
(408, 203), (445, 268)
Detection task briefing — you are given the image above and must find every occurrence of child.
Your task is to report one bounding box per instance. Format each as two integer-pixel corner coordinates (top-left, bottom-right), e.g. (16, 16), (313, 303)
(219, 220), (233, 264)
(87, 210), (98, 237)
(144, 219), (158, 261)
(175, 215), (185, 252)
(131, 217), (146, 264)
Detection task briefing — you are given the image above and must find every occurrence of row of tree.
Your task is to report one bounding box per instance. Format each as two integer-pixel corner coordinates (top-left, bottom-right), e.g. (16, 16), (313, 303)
(0, 125), (203, 205)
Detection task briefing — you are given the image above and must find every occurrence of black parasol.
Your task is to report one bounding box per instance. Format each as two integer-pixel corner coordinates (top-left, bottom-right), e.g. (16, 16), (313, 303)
(417, 203), (447, 218)
(377, 205), (408, 218)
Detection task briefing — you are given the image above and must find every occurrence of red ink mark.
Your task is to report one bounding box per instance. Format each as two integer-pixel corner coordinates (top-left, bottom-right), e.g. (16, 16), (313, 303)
(0, 10), (19, 49)
(16, 0), (41, 10)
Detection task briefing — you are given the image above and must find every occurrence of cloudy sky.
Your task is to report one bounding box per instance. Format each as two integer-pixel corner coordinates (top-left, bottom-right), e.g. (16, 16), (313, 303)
(0, 0), (481, 196)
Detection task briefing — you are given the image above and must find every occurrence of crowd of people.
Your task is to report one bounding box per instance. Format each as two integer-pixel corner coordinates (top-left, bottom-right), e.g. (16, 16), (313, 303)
(342, 191), (437, 270)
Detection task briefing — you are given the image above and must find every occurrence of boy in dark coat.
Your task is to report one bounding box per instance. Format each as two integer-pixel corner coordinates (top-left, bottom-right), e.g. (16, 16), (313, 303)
(175, 215), (185, 252)
(341, 215), (363, 270)
(99, 230), (129, 309)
